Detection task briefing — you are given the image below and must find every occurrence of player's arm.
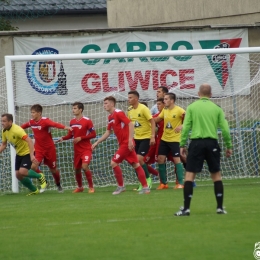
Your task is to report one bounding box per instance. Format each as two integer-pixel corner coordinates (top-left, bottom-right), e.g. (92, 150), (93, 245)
(0, 141), (7, 153)
(46, 118), (72, 131)
(149, 118), (156, 145)
(74, 121), (96, 144)
(92, 130), (112, 150)
(154, 109), (164, 123)
(56, 128), (73, 143)
(23, 135), (37, 164)
(20, 122), (30, 129)
(180, 107), (192, 149)
(174, 111), (186, 133)
(128, 122), (135, 151)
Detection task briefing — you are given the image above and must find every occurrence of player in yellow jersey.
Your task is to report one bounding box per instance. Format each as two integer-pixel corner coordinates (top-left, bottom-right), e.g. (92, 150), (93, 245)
(0, 113), (48, 196)
(154, 93), (185, 189)
(127, 90), (156, 190)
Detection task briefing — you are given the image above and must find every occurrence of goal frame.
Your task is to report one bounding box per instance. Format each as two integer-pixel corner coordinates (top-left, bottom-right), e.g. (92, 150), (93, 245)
(5, 46), (260, 193)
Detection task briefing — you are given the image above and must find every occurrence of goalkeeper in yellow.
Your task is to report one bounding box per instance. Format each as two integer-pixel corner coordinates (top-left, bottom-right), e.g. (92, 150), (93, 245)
(0, 113), (48, 195)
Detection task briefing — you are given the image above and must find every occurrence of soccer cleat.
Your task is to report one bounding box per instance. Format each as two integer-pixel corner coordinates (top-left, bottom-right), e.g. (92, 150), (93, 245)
(26, 188), (39, 196)
(216, 208), (227, 214)
(174, 209), (190, 216)
(88, 188), (95, 194)
(156, 183), (168, 190)
(133, 183), (142, 191)
(112, 186), (126, 195)
(174, 184), (184, 189)
(73, 187), (84, 193)
(57, 185), (63, 193)
(138, 187), (150, 194)
(39, 173), (48, 193)
(146, 177), (152, 189)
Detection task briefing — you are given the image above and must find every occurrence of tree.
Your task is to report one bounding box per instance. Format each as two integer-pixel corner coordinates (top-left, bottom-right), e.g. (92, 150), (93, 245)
(0, 0), (18, 31)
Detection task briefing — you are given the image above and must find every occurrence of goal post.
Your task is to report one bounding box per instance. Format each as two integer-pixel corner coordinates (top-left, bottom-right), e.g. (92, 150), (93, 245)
(3, 47), (260, 193)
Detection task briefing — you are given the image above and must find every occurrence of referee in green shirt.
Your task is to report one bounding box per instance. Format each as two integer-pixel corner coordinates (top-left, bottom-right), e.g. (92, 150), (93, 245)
(174, 83), (232, 216)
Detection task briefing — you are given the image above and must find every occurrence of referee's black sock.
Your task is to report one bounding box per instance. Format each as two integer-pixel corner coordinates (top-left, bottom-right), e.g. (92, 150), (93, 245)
(214, 180), (224, 209)
(183, 181), (193, 210)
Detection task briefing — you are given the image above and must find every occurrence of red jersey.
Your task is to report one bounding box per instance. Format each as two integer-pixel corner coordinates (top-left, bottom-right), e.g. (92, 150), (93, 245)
(107, 109), (131, 146)
(21, 117), (65, 151)
(153, 112), (164, 141)
(62, 116), (96, 153)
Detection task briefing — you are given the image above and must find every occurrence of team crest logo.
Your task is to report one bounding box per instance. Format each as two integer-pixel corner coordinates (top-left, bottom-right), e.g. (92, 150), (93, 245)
(26, 47), (68, 95)
(166, 122), (172, 129)
(134, 121), (141, 127)
(199, 38), (242, 89)
(38, 126), (41, 130)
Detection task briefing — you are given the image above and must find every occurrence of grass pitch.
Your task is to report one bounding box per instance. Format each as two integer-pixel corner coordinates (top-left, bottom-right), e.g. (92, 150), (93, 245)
(0, 178), (258, 260)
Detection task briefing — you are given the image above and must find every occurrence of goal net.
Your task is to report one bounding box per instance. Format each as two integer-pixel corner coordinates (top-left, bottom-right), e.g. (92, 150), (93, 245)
(3, 47), (260, 193)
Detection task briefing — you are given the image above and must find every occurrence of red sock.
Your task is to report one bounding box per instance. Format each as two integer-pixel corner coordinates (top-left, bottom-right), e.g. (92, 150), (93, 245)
(135, 166), (148, 188)
(147, 165), (159, 176)
(52, 170), (61, 185)
(85, 170), (93, 188)
(113, 165), (124, 186)
(75, 173), (83, 188)
(35, 168), (41, 173)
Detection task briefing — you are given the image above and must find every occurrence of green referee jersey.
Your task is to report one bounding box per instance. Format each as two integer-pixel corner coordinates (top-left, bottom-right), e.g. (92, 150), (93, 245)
(180, 97), (232, 149)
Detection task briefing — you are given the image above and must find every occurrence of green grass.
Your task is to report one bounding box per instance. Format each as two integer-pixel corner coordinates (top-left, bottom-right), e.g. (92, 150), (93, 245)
(0, 178), (259, 260)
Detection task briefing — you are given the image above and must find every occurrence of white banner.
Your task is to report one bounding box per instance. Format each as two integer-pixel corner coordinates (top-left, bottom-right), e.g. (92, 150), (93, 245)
(13, 29), (249, 105)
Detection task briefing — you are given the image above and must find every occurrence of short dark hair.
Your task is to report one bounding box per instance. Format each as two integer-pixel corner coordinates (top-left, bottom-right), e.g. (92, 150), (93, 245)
(156, 98), (164, 103)
(31, 104), (42, 113)
(165, 93), (176, 102)
(72, 102), (84, 112)
(128, 90), (139, 98)
(104, 96), (116, 105)
(1, 113), (13, 122)
(140, 101), (148, 107)
(158, 86), (169, 94)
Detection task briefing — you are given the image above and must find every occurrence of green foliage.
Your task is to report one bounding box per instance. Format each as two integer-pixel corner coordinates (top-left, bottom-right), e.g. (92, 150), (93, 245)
(0, 0), (18, 31)
(0, 178), (259, 260)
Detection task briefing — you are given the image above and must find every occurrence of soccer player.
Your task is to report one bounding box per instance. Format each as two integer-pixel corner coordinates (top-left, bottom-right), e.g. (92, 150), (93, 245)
(154, 93), (185, 189)
(174, 84), (232, 216)
(0, 113), (47, 196)
(127, 90), (156, 190)
(57, 102), (96, 193)
(150, 86), (169, 115)
(21, 104), (72, 193)
(92, 96), (150, 195)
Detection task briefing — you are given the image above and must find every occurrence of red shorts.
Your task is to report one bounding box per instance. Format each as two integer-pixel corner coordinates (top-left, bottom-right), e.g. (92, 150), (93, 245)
(35, 148), (57, 169)
(112, 145), (139, 165)
(74, 150), (92, 169)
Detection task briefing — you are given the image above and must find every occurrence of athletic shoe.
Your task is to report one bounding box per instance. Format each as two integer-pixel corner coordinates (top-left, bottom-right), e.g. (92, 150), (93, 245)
(193, 181), (197, 188)
(39, 173), (48, 193)
(73, 187), (84, 193)
(112, 186), (126, 195)
(216, 208), (227, 214)
(26, 188), (39, 196)
(174, 184), (184, 189)
(133, 183), (142, 191)
(174, 209), (190, 216)
(175, 179), (179, 185)
(156, 183), (168, 190)
(146, 177), (152, 189)
(88, 188), (95, 194)
(57, 185), (63, 193)
(138, 187), (150, 194)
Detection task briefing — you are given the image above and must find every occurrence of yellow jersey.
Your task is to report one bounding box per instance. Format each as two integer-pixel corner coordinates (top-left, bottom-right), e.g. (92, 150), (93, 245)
(2, 123), (30, 156)
(127, 103), (153, 139)
(159, 105), (185, 142)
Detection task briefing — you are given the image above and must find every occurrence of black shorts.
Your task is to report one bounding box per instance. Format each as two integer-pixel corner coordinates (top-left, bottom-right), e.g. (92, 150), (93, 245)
(15, 154), (32, 171)
(186, 139), (221, 173)
(158, 140), (180, 157)
(134, 139), (150, 156)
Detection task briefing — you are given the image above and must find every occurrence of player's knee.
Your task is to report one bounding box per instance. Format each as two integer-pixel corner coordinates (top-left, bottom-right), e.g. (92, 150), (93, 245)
(132, 162), (140, 169)
(157, 155), (165, 164)
(111, 160), (118, 168)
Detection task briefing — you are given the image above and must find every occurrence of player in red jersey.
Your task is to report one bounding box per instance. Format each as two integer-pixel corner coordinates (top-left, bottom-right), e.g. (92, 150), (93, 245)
(92, 96), (150, 195)
(21, 104), (71, 193)
(57, 102), (96, 193)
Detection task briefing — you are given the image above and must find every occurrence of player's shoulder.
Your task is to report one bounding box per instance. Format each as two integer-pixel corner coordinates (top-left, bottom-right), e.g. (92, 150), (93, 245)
(153, 112), (160, 118)
(114, 108), (123, 113)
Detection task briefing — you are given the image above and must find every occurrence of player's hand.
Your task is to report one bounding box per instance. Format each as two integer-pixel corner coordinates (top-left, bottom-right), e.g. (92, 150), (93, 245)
(226, 149), (232, 158)
(55, 138), (63, 143)
(128, 140), (134, 151)
(174, 126), (182, 133)
(150, 137), (155, 146)
(73, 137), (81, 144)
(92, 142), (98, 150)
(180, 147), (187, 157)
(30, 155), (39, 165)
(65, 126), (73, 131)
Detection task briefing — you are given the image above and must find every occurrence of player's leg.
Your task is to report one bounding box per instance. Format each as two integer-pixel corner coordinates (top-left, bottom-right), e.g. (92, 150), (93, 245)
(73, 153), (84, 193)
(157, 140), (169, 189)
(144, 145), (159, 177)
(174, 140), (204, 216)
(81, 150), (94, 193)
(206, 139), (226, 214)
